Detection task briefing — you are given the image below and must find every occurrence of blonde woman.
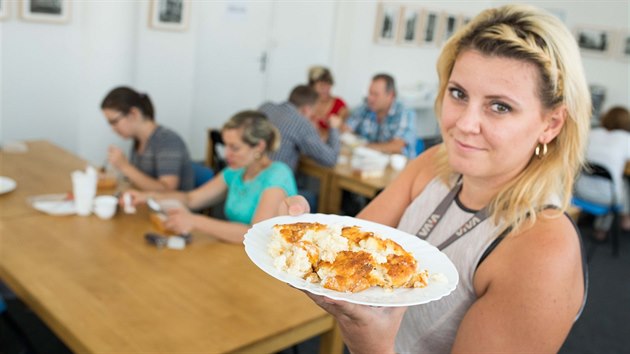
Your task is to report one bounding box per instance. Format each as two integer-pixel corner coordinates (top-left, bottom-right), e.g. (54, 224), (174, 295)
(128, 110), (297, 243)
(282, 5), (590, 352)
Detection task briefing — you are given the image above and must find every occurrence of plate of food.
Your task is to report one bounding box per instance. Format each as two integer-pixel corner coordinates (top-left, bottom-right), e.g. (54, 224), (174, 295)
(244, 213), (458, 307)
(0, 176), (17, 195)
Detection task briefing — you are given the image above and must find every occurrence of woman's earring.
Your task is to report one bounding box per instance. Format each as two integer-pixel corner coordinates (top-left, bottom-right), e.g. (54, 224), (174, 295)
(535, 143), (548, 158)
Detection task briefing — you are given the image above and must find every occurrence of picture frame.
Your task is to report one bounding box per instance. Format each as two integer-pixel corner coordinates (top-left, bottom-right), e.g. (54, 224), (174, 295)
(420, 9), (441, 46)
(0, 0), (10, 20)
(20, 0), (71, 23)
(574, 25), (614, 58)
(438, 12), (459, 45)
(397, 6), (422, 46)
(617, 31), (630, 61)
(149, 0), (190, 31)
(374, 2), (401, 45)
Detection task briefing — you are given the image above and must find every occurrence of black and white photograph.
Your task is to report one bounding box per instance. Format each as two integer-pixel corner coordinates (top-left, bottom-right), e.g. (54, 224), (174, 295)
(439, 12), (459, 44)
(149, 0), (190, 31)
(0, 0), (9, 20)
(397, 7), (421, 45)
(575, 26), (612, 57)
(619, 32), (630, 61)
(20, 0), (70, 23)
(374, 3), (400, 44)
(421, 9), (441, 46)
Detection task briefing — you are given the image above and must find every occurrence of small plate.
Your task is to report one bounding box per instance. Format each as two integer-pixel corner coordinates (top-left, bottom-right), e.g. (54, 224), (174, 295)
(244, 214), (459, 307)
(28, 194), (76, 216)
(0, 176), (17, 195)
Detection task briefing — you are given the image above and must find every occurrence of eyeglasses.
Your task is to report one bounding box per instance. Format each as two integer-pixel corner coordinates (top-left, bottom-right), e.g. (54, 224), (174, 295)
(107, 112), (126, 126)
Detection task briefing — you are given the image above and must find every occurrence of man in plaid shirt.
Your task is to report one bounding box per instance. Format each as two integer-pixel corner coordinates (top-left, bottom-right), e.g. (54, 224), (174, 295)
(346, 73), (417, 158)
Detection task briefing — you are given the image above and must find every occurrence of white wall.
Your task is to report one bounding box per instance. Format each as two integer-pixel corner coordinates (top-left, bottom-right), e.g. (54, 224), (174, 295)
(330, 1), (629, 136)
(1, 1), (628, 163)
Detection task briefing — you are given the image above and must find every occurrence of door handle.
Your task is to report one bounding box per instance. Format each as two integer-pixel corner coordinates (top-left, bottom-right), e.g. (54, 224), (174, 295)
(259, 52), (267, 72)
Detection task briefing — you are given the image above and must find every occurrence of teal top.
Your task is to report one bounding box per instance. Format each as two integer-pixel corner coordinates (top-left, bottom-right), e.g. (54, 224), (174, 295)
(222, 161), (297, 224)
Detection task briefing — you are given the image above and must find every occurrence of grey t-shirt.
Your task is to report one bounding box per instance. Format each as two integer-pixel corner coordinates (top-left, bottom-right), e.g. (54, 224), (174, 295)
(129, 126), (194, 191)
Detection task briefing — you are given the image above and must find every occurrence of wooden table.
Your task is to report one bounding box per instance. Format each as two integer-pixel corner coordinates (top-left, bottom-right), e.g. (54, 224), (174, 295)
(0, 141), (88, 219)
(298, 152), (402, 214)
(0, 140), (342, 354)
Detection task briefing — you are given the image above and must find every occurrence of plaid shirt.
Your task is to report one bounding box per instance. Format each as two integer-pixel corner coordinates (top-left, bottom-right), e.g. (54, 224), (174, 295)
(346, 100), (417, 158)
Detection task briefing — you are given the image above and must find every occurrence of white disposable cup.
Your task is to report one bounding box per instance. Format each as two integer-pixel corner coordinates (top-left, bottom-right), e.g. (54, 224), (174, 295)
(93, 195), (118, 220)
(390, 154), (408, 171)
(72, 176), (97, 216)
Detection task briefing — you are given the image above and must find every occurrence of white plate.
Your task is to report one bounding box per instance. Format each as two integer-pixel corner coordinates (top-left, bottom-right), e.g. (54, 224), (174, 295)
(0, 176), (17, 195)
(244, 214), (459, 307)
(28, 194), (76, 216)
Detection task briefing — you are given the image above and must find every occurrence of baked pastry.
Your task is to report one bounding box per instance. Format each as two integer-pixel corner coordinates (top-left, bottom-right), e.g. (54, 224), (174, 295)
(268, 222), (429, 293)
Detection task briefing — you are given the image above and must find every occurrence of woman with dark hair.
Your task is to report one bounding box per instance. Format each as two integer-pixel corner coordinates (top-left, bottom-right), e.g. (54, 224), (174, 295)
(307, 66), (348, 139)
(101, 86), (194, 191)
(126, 110), (297, 243)
(576, 106), (630, 240)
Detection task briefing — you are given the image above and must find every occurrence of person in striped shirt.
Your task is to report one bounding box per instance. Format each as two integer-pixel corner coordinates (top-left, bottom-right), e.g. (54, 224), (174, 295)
(259, 85), (341, 171)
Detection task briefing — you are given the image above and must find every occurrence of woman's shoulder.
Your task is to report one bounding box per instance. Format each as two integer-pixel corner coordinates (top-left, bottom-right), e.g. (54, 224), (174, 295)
(264, 161), (294, 177)
(484, 212), (581, 283)
(407, 145), (443, 198)
(153, 126), (188, 146)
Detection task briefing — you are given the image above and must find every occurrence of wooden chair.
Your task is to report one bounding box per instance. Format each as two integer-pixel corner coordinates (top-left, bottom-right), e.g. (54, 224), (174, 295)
(205, 129), (227, 173)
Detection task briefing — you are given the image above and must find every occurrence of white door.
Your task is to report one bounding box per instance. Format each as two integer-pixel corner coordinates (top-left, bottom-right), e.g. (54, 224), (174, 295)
(264, 2), (337, 102)
(190, 2), (273, 156)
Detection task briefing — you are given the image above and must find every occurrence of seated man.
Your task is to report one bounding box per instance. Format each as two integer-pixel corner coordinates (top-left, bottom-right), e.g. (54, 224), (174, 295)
(259, 85), (341, 171)
(346, 73), (417, 158)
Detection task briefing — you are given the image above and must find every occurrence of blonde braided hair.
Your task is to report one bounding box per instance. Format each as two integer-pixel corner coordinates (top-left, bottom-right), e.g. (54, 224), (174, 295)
(434, 4), (591, 233)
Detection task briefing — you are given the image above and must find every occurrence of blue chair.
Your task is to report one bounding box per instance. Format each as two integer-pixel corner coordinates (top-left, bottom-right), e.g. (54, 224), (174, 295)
(572, 162), (620, 257)
(192, 162), (215, 188)
(415, 138), (425, 156)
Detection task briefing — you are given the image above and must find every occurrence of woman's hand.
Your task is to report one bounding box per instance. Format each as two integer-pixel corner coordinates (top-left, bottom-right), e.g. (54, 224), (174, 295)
(165, 208), (196, 234)
(108, 145), (129, 170)
(305, 292), (406, 354)
(329, 114), (342, 130)
(119, 189), (147, 207)
(278, 195), (310, 216)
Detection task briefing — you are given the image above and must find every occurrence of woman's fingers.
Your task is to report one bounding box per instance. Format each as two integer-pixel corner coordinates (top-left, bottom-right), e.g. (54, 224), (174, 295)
(279, 195), (311, 216)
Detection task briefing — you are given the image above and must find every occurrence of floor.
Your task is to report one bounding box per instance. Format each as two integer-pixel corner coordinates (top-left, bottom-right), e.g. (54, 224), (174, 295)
(1, 216), (628, 354)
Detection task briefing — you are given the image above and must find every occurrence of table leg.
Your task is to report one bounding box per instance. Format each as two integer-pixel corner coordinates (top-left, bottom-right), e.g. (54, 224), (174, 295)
(319, 322), (343, 354)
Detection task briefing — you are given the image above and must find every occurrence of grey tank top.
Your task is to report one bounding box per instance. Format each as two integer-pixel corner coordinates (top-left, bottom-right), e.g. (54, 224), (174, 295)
(395, 176), (507, 353)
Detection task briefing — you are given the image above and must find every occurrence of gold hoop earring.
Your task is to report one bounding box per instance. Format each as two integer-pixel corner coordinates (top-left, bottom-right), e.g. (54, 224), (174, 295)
(535, 143), (548, 158)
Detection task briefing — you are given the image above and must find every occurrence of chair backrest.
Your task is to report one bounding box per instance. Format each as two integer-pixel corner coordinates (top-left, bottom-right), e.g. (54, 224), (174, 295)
(574, 161), (617, 207)
(584, 162), (613, 180)
(206, 129), (227, 173)
(191, 162), (214, 188)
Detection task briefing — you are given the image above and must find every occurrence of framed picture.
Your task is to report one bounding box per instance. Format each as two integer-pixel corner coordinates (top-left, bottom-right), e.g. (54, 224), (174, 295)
(420, 9), (441, 46)
(374, 3), (401, 44)
(20, 0), (71, 23)
(397, 6), (421, 46)
(149, 0), (190, 31)
(0, 0), (10, 20)
(439, 12), (459, 45)
(617, 31), (630, 61)
(574, 25), (614, 57)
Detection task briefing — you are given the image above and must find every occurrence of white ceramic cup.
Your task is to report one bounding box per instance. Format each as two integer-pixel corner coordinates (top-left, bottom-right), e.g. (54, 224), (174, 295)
(93, 195), (118, 220)
(390, 154), (408, 171)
